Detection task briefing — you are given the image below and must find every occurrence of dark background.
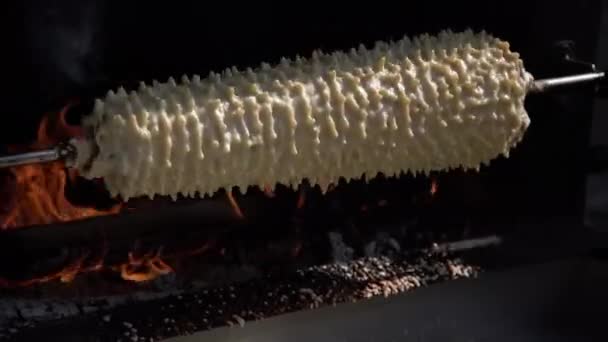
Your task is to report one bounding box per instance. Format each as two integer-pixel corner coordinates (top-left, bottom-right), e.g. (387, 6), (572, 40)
(0, 0), (604, 223)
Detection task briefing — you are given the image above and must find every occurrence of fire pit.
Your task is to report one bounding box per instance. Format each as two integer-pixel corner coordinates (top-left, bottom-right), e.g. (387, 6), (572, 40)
(1, 2), (607, 341)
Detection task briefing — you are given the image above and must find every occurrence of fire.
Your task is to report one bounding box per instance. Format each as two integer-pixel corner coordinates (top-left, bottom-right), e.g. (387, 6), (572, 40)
(118, 249), (174, 282)
(430, 178), (438, 196)
(0, 103), (122, 230)
(263, 185), (275, 198)
(0, 250), (99, 288)
(0, 235), (218, 288)
(0, 245), (177, 288)
(296, 187), (306, 209)
(226, 190), (244, 219)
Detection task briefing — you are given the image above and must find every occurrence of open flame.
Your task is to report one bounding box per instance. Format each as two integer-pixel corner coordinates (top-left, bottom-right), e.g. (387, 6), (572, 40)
(226, 190), (244, 219)
(118, 248), (174, 282)
(0, 236), (219, 288)
(430, 177), (439, 196)
(0, 245), (181, 288)
(0, 103), (122, 230)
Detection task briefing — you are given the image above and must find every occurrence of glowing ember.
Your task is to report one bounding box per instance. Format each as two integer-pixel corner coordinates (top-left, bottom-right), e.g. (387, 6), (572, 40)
(179, 241), (214, 257)
(263, 185), (275, 198)
(0, 103), (122, 230)
(118, 249), (174, 282)
(0, 250), (102, 288)
(430, 178), (439, 196)
(0, 246), (178, 288)
(296, 187), (306, 209)
(226, 190), (244, 219)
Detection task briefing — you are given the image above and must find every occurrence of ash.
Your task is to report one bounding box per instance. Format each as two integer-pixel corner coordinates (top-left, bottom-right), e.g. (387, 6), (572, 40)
(1, 246), (480, 342)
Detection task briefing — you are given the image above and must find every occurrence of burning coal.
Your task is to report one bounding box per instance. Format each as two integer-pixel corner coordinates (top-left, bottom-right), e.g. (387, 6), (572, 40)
(0, 244), (180, 288)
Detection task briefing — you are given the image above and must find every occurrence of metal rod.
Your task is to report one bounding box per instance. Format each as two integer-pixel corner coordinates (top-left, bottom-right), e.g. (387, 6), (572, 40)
(0, 148), (60, 168)
(530, 71), (605, 93)
(432, 235), (502, 253)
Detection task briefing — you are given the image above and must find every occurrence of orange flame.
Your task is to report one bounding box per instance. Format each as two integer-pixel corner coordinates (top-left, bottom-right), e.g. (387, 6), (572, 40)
(226, 190), (244, 219)
(430, 178), (438, 196)
(263, 185), (275, 198)
(0, 243), (182, 288)
(0, 103), (122, 230)
(296, 187), (306, 209)
(0, 227), (214, 288)
(0, 250), (103, 288)
(118, 249), (174, 282)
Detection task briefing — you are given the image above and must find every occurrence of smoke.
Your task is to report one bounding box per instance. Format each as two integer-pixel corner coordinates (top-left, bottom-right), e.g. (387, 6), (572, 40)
(25, 1), (106, 91)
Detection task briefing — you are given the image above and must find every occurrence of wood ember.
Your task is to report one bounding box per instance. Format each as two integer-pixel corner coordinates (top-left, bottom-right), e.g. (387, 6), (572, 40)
(0, 224), (484, 325)
(0, 173), (498, 341)
(1, 248), (481, 342)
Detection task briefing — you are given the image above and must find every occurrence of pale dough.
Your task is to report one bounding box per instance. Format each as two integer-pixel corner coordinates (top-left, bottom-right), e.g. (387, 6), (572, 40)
(74, 30), (534, 201)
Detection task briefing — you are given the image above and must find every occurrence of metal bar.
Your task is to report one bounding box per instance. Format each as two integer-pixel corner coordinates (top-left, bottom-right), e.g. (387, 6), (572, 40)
(0, 148), (60, 168)
(434, 235), (502, 252)
(530, 71), (605, 93)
